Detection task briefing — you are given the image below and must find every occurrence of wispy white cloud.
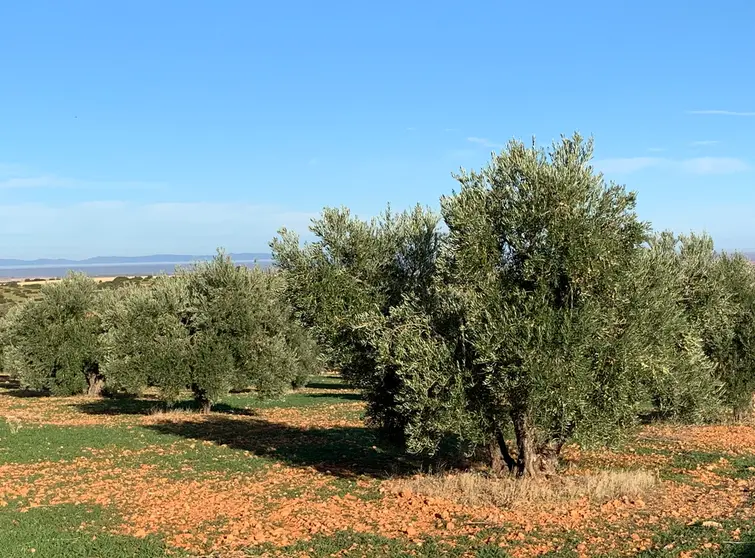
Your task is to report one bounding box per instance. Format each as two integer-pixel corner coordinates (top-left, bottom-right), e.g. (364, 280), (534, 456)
(0, 166), (163, 190)
(307, 157), (319, 166)
(595, 156), (749, 175)
(443, 128), (459, 132)
(688, 110), (755, 117)
(690, 140), (721, 146)
(467, 137), (503, 149)
(0, 202), (317, 259)
(0, 175), (68, 189)
(678, 157), (748, 174)
(647, 147), (666, 153)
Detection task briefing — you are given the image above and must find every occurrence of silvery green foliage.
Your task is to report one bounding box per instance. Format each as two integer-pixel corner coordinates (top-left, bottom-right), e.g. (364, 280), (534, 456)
(635, 233), (724, 423)
(425, 134), (651, 474)
(179, 251), (322, 410)
(716, 252), (755, 417)
(1, 273), (104, 395)
(673, 237), (755, 418)
(638, 232), (755, 420)
(271, 204), (442, 436)
(286, 321), (323, 389)
(99, 275), (191, 402)
(100, 253), (323, 411)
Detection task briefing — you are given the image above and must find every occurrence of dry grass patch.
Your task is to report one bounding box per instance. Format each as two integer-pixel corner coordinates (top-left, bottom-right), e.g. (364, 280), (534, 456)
(390, 469), (657, 508)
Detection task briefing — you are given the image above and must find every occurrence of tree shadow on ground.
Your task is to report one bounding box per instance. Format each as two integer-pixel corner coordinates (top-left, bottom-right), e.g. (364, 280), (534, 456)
(0, 376), (51, 398)
(1, 389), (48, 398)
(304, 381), (354, 391)
(304, 393), (363, 402)
(75, 398), (257, 417)
(143, 414), (421, 479)
(0, 375), (18, 390)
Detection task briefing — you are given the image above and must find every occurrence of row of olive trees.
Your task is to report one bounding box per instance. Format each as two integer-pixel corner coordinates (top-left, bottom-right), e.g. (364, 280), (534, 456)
(272, 133), (755, 477)
(0, 253), (321, 411)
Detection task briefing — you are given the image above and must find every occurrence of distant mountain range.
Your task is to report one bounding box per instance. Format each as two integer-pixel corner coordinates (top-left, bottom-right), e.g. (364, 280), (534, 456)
(0, 250), (752, 269)
(0, 253), (272, 268)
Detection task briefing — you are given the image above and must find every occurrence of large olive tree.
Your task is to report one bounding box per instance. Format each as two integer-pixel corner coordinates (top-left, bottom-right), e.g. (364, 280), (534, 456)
(274, 134), (735, 476)
(405, 134), (653, 475)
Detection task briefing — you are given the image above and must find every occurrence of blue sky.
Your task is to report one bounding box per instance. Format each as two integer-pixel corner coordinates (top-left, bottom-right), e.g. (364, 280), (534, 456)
(1, 1), (753, 259)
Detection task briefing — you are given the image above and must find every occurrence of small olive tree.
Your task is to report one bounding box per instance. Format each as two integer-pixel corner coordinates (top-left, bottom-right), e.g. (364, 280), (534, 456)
(1, 273), (105, 395)
(101, 254), (322, 412)
(99, 275), (191, 401)
(633, 233), (723, 422)
(180, 253), (299, 411)
(272, 205), (442, 438)
(680, 242), (755, 419)
(647, 233), (755, 419)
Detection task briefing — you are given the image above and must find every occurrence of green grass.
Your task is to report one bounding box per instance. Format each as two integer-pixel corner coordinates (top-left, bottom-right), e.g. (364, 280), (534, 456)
(0, 420), (274, 478)
(3, 376), (755, 557)
(0, 502), (175, 558)
(221, 388), (362, 410)
(248, 530), (512, 558)
(729, 456), (755, 480)
(0, 421), (164, 464)
(635, 521), (755, 558)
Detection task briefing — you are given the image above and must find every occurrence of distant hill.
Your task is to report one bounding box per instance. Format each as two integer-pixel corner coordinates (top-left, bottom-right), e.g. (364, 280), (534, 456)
(0, 253), (272, 268)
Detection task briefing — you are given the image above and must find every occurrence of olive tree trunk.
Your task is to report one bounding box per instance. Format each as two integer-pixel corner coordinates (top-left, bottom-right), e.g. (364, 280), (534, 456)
(511, 408), (540, 477)
(86, 374), (105, 396)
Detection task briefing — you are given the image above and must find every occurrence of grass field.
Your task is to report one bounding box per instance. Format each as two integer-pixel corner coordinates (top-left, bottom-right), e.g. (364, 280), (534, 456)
(2, 374), (755, 557)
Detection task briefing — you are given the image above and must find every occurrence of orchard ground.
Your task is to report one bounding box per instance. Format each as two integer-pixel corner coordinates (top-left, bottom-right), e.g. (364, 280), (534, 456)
(1, 374), (755, 558)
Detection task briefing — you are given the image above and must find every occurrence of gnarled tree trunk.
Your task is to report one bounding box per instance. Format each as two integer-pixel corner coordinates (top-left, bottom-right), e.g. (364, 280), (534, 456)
(190, 384), (213, 414)
(511, 408), (539, 477)
(86, 374), (105, 396)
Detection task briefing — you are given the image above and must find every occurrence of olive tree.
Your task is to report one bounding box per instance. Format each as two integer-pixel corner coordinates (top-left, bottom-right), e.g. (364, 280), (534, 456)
(716, 252), (755, 418)
(1, 273), (105, 395)
(274, 134), (737, 476)
(272, 205), (442, 438)
(180, 253), (298, 411)
(649, 233), (755, 419)
(633, 233), (723, 422)
(100, 254), (322, 412)
(679, 241), (755, 419)
(382, 135), (653, 476)
(99, 275), (191, 401)
(361, 135), (711, 477)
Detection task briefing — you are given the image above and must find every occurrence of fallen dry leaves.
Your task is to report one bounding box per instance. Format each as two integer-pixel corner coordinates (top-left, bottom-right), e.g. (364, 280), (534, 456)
(2, 385), (755, 557)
